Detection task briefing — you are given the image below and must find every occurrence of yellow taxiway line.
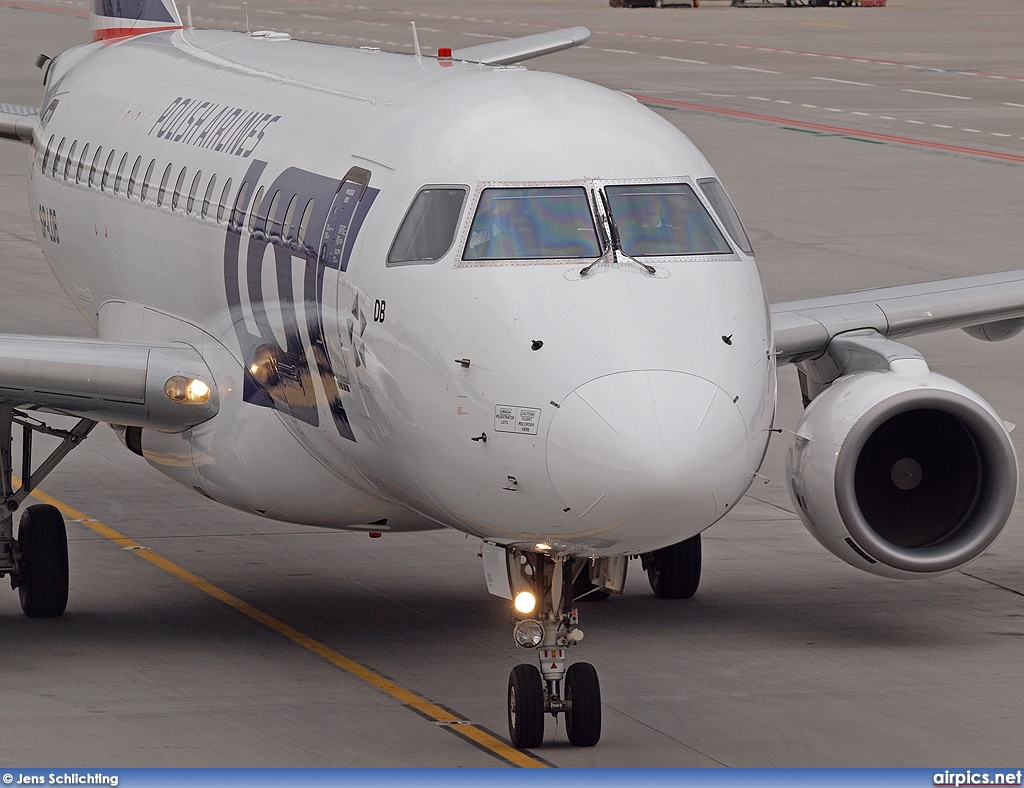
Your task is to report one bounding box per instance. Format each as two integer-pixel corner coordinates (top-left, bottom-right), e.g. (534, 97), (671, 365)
(23, 484), (550, 769)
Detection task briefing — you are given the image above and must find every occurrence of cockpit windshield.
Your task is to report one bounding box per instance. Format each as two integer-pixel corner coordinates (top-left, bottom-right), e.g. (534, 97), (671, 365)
(463, 187), (600, 261)
(604, 183), (732, 257)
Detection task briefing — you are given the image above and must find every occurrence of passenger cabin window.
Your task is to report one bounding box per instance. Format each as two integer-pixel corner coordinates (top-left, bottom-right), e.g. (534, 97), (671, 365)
(297, 198), (314, 245)
(41, 134), (54, 174)
(101, 150), (116, 191)
(171, 166), (187, 210)
(88, 146), (103, 188)
(75, 143), (90, 184)
(218, 178), (233, 223)
(248, 186), (265, 232)
(186, 171), (202, 214)
(265, 190), (281, 236)
(202, 174), (217, 219)
(113, 153), (129, 194)
(698, 178), (753, 255)
(157, 163), (173, 206)
(604, 183), (732, 257)
(126, 156), (142, 198)
(281, 193), (298, 241)
(52, 137), (65, 178)
(389, 186), (467, 266)
(140, 159), (156, 202)
(63, 140), (76, 181)
(230, 180), (251, 227)
(463, 187), (599, 261)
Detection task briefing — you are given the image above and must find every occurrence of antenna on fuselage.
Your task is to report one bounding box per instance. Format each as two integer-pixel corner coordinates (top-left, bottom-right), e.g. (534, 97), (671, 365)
(411, 21), (422, 58)
(243, 1), (250, 35)
(186, 4), (193, 29)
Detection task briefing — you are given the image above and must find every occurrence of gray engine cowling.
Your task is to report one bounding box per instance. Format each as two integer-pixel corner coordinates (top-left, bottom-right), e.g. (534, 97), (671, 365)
(787, 343), (1017, 579)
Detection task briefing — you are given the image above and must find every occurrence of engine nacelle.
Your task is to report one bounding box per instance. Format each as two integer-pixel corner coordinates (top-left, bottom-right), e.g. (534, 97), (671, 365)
(787, 360), (1017, 578)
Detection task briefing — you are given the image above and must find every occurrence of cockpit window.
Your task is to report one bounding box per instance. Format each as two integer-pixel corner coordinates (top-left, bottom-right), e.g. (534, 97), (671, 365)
(698, 178), (753, 255)
(388, 186), (468, 266)
(463, 187), (600, 261)
(604, 183), (732, 257)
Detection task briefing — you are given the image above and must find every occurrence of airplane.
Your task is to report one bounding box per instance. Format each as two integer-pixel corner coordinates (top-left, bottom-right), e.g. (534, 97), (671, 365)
(3, 0), (1024, 750)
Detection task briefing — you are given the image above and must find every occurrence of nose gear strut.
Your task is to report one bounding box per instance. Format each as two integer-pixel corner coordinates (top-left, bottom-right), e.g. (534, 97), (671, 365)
(505, 551), (602, 747)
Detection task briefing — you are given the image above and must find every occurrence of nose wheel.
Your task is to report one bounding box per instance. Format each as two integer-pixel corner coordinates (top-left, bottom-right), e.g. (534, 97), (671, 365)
(504, 551), (603, 747)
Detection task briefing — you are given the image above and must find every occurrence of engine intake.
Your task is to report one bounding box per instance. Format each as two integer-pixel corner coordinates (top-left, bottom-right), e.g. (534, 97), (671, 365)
(788, 363), (1017, 578)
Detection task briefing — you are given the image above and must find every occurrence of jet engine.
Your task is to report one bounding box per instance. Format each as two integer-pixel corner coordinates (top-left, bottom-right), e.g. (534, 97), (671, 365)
(786, 332), (1018, 579)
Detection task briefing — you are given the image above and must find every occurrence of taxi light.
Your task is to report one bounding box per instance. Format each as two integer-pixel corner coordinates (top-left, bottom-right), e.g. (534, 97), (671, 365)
(513, 591), (536, 615)
(164, 375), (212, 405)
(514, 619), (544, 649)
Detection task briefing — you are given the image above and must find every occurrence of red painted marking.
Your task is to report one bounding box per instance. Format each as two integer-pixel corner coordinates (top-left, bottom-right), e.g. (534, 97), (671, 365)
(631, 93), (1024, 165)
(93, 25), (183, 41)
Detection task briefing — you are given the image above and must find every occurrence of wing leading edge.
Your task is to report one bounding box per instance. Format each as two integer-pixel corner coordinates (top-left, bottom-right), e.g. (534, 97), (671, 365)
(772, 268), (1024, 365)
(0, 335), (218, 430)
(0, 104), (37, 144)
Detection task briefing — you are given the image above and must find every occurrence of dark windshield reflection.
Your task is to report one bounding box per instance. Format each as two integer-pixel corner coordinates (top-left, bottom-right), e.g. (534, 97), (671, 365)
(604, 183), (732, 257)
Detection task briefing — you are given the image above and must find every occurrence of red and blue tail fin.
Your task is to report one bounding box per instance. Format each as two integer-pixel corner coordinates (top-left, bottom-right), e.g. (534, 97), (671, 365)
(90, 0), (183, 42)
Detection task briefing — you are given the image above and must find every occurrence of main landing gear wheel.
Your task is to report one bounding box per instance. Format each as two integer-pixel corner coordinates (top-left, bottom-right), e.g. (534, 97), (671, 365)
(564, 661), (601, 746)
(17, 504), (69, 618)
(644, 533), (701, 599)
(508, 663), (545, 748)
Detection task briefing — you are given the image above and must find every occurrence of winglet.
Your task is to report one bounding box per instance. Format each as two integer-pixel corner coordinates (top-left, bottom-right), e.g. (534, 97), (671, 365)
(451, 26), (591, 66)
(90, 0), (184, 42)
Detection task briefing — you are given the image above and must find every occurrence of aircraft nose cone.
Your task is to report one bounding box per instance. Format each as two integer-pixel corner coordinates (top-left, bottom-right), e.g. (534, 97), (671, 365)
(546, 371), (750, 540)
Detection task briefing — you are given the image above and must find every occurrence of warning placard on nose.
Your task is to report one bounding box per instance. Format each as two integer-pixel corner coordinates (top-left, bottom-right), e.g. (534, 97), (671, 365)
(494, 405), (541, 435)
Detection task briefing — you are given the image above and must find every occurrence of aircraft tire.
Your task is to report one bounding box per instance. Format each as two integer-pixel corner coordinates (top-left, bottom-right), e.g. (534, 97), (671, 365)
(508, 663), (545, 748)
(17, 504), (69, 618)
(565, 662), (601, 746)
(645, 533), (701, 599)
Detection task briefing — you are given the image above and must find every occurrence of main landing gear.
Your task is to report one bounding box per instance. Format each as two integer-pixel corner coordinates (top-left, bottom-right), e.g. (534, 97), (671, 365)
(505, 552), (619, 747)
(0, 404), (96, 617)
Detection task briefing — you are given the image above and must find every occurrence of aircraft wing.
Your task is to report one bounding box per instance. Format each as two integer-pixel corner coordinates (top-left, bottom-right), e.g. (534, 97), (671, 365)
(0, 104), (37, 144)
(0, 335), (218, 430)
(772, 268), (1024, 364)
(451, 27), (591, 66)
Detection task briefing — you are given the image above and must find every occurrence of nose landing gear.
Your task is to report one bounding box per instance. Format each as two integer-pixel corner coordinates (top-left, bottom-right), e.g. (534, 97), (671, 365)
(505, 552), (604, 748)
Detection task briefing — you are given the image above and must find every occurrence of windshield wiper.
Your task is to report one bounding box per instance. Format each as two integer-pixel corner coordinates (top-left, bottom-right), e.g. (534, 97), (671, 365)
(580, 190), (657, 277)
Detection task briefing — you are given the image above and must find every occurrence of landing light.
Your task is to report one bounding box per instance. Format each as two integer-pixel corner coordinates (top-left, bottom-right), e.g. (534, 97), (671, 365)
(513, 591), (536, 615)
(164, 376), (212, 405)
(514, 619), (544, 648)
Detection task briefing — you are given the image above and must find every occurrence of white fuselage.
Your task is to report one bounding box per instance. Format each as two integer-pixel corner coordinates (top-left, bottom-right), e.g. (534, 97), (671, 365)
(27, 29), (775, 556)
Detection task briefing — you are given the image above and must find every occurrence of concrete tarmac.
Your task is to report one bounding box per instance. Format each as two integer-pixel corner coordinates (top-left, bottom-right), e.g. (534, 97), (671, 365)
(1, 0), (1024, 768)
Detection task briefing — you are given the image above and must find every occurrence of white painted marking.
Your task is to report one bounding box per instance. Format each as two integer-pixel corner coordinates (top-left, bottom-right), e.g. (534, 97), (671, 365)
(658, 56), (708, 64)
(852, 112), (871, 116)
(903, 89), (972, 100)
(747, 97), (772, 102)
(991, 133), (1012, 137)
(933, 124), (953, 129)
(906, 120), (925, 124)
(962, 128), (982, 133)
(812, 77), (875, 87)
(1003, 102), (1024, 108)
(701, 93), (735, 98)
(734, 66), (780, 74)
(878, 116), (896, 120)
(775, 100), (792, 105)
(602, 48), (639, 55)
(801, 104), (818, 108)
